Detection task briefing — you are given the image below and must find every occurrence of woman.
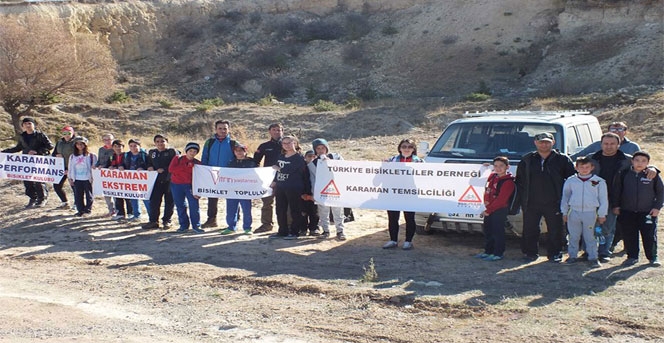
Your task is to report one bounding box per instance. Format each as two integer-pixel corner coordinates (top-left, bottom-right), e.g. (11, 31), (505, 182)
(269, 135), (310, 240)
(68, 137), (97, 217)
(383, 138), (423, 250)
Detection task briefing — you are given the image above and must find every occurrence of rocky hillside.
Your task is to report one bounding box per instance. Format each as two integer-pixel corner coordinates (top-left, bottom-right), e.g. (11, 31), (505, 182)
(1, 0), (662, 103)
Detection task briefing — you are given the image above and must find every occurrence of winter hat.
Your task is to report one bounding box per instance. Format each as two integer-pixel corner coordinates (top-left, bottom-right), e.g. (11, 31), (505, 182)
(312, 138), (329, 153)
(185, 142), (200, 153)
(233, 142), (248, 151)
(72, 136), (88, 145)
(304, 150), (315, 157)
(22, 117), (36, 124)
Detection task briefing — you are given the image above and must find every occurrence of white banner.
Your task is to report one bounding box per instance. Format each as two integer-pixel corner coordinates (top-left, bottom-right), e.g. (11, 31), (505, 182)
(0, 152), (65, 184)
(92, 169), (158, 200)
(192, 165), (276, 199)
(313, 160), (492, 213)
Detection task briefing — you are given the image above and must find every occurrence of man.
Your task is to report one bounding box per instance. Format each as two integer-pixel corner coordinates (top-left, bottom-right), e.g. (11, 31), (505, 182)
(252, 123), (283, 233)
(143, 134), (178, 230)
(586, 132), (642, 263)
(201, 120), (236, 228)
(572, 121), (640, 159)
(52, 126), (80, 209)
(516, 132), (575, 263)
(2, 117), (54, 208)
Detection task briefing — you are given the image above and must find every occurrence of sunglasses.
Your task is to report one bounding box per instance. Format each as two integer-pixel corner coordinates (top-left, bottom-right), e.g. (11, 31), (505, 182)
(609, 127), (626, 132)
(400, 145), (415, 149)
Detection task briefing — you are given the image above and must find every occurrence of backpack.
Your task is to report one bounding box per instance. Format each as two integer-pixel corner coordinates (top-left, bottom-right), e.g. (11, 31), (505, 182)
(495, 175), (520, 215)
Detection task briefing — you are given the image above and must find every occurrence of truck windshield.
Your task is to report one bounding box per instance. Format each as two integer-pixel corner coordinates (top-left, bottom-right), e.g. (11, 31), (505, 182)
(428, 122), (563, 159)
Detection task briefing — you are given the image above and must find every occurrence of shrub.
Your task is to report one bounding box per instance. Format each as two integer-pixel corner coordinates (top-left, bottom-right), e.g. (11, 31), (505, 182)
(344, 96), (361, 109)
(476, 80), (492, 95)
(268, 77), (296, 98)
(357, 87), (378, 100)
(196, 97), (224, 111)
(313, 100), (338, 112)
(343, 44), (367, 65)
(108, 90), (129, 103)
(298, 19), (344, 42)
(360, 258), (378, 283)
(465, 92), (491, 102)
(159, 99), (174, 108)
(251, 46), (290, 70)
(220, 68), (253, 88)
(381, 25), (398, 35)
(345, 13), (371, 40)
(256, 94), (277, 106)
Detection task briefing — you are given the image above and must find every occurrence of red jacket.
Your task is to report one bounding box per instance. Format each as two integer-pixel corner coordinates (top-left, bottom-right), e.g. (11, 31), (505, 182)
(168, 155), (200, 185)
(484, 172), (515, 215)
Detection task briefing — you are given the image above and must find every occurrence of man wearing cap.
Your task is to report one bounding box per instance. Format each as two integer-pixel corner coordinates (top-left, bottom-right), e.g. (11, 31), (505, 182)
(2, 117), (54, 208)
(572, 121), (641, 159)
(516, 132), (575, 263)
(52, 126), (81, 209)
(253, 123), (283, 233)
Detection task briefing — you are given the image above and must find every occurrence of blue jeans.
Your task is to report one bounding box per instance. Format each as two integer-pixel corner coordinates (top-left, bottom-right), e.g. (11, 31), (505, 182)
(171, 183), (200, 230)
(226, 198), (252, 230)
(130, 199), (151, 219)
(598, 211), (618, 258)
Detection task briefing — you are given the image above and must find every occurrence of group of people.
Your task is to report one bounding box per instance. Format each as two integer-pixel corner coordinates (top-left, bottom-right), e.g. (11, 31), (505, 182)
(2, 118), (662, 261)
(477, 122), (662, 268)
(1, 118), (353, 240)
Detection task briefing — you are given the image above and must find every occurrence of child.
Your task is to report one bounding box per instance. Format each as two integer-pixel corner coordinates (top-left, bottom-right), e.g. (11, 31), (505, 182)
(269, 135), (310, 240)
(107, 140), (133, 221)
(67, 137), (97, 217)
(308, 139), (347, 240)
(221, 143), (257, 235)
(477, 156), (515, 261)
(383, 138), (423, 250)
(612, 151), (663, 266)
(561, 156), (608, 267)
(96, 133), (116, 216)
(120, 139), (150, 222)
(302, 150), (321, 236)
(168, 142), (204, 233)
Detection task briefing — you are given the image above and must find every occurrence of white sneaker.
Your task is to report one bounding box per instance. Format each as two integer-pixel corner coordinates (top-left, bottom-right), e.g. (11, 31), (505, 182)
(382, 240), (398, 249)
(402, 241), (414, 250)
(111, 215), (125, 221)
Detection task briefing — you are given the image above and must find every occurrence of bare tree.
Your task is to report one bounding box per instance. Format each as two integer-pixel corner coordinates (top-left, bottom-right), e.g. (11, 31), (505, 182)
(0, 15), (116, 136)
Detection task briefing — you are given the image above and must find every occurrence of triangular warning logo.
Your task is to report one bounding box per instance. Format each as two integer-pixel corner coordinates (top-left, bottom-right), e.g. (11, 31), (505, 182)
(458, 186), (482, 203)
(321, 180), (341, 196)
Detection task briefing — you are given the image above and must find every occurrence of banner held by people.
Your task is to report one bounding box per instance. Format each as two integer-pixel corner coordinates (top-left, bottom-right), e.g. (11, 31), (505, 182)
(313, 160), (492, 213)
(92, 169), (158, 200)
(192, 165), (275, 199)
(0, 152), (65, 184)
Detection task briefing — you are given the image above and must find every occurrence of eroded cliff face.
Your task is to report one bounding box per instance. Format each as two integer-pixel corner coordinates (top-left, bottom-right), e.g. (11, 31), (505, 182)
(1, 0), (661, 99)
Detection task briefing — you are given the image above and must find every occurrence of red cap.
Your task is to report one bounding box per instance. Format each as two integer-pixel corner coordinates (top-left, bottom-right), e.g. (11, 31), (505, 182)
(62, 126), (74, 132)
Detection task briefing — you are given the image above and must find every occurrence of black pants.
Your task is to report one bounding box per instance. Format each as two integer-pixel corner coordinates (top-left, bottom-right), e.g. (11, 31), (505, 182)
(275, 187), (305, 236)
(302, 199), (319, 232)
(149, 181), (174, 224)
(387, 210), (416, 243)
(73, 180), (93, 214)
(483, 207), (508, 257)
(115, 198), (133, 216)
(53, 175), (70, 203)
(619, 211), (658, 261)
(24, 181), (47, 201)
(207, 198), (219, 223)
(521, 205), (564, 258)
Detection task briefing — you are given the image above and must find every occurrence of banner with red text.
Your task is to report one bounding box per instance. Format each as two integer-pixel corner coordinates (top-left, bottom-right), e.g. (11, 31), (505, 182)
(192, 165), (276, 199)
(92, 169), (158, 200)
(313, 160), (493, 213)
(0, 152), (65, 184)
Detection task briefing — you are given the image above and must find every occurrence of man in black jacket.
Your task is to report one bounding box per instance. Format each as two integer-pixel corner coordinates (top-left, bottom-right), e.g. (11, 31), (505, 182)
(516, 132), (575, 263)
(2, 117), (55, 208)
(252, 123), (283, 233)
(143, 134), (178, 230)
